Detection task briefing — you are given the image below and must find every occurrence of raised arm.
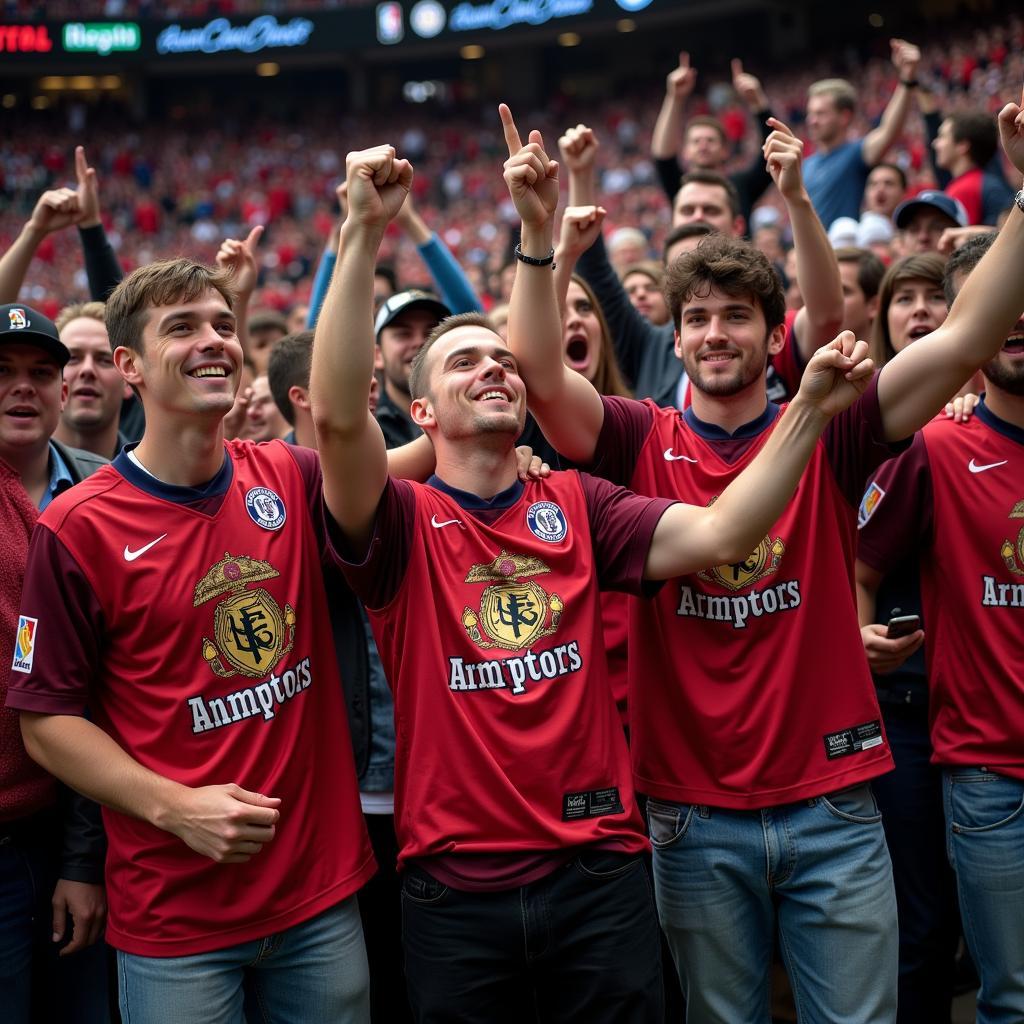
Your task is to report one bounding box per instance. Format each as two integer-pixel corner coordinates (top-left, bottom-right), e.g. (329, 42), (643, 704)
(73, 145), (123, 300)
(312, 145), (411, 548)
(502, 106), (605, 465)
(560, 123), (664, 388)
(644, 334), (874, 578)
(877, 84), (1024, 440)
(306, 183), (346, 330)
(0, 188), (82, 303)
(215, 224), (264, 360)
(862, 39), (922, 167)
(765, 118), (844, 359)
(394, 191), (481, 313)
(651, 51), (697, 162)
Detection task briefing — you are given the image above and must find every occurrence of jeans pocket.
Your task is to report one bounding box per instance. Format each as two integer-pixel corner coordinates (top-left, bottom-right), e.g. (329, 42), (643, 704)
(949, 772), (1024, 833)
(820, 783), (883, 824)
(401, 868), (449, 905)
(574, 849), (640, 880)
(646, 799), (695, 849)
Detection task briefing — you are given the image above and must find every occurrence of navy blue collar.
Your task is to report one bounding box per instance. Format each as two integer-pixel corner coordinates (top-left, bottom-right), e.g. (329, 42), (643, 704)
(427, 474), (524, 510)
(113, 444), (234, 503)
(683, 401), (781, 440)
(975, 395), (1024, 445)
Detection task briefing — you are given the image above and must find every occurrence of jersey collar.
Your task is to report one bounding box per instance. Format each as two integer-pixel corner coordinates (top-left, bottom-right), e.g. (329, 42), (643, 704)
(113, 443), (234, 503)
(682, 401), (781, 440)
(975, 395), (1024, 446)
(427, 474), (524, 511)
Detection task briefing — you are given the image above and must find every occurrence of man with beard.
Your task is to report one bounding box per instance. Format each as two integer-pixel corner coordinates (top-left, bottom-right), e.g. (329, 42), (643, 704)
(857, 228), (1024, 1022)
(507, 88), (1024, 1022)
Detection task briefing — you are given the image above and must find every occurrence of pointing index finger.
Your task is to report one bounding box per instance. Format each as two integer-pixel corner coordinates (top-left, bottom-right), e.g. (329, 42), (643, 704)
(499, 103), (522, 156)
(766, 116), (793, 137)
(75, 145), (89, 184)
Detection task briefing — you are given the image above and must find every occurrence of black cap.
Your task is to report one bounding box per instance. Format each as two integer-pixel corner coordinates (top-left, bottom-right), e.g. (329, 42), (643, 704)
(374, 290), (450, 341)
(0, 304), (70, 367)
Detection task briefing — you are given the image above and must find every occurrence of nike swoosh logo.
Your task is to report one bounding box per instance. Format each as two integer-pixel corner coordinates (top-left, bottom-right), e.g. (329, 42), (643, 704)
(664, 448), (698, 463)
(968, 458), (1008, 474)
(430, 515), (464, 530)
(123, 533), (168, 561)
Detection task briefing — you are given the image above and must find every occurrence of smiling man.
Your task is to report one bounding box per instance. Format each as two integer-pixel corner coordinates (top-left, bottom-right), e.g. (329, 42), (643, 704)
(310, 108), (877, 1022)
(6, 262), (377, 1024)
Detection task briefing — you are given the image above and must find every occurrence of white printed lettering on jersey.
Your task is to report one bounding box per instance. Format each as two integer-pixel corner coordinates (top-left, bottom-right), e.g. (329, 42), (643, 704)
(123, 533), (168, 561)
(663, 449), (698, 463)
(430, 515), (465, 530)
(968, 458), (1008, 474)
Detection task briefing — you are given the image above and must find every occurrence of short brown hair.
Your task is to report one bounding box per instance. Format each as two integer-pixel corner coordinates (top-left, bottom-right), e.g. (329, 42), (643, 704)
(833, 247), (886, 300)
(946, 111), (999, 169)
(684, 116), (727, 146)
(408, 311), (497, 400)
(808, 78), (857, 114)
(267, 330), (314, 425)
(869, 253), (946, 367)
(677, 170), (741, 219)
(105, 258), (235, 354)
(55, 300), (106, 333)
(664, 235), (785, 331)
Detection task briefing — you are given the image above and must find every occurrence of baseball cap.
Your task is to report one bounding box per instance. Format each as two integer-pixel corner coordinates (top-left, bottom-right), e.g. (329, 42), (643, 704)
(374, 290), (451, 341)
(0, 303), (70, 367)
(893, 190), (968, 230)
(856, 211), (896, 247)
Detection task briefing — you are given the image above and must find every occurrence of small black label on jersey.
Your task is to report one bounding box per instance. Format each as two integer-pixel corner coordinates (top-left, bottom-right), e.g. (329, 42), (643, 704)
(823, 720), (884, 761)
(563, 787), (624, 821)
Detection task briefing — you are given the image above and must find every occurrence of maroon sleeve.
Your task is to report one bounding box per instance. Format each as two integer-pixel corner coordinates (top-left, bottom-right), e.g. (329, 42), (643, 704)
(857, 433), (933, 574)
(5, 527), (103, 716)
(580, 473), (676, 596)
(770, 310), (804, 398)
(822, 371), (912, 507)
(281, 442), (326, 550)
(324, 477), (417, 610)
(589, 396), (656, 486)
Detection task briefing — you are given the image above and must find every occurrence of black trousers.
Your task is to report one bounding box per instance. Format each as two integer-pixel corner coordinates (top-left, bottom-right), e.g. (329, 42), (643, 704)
(401, 850), (663, 1024)
(873, 701), (961, 1024)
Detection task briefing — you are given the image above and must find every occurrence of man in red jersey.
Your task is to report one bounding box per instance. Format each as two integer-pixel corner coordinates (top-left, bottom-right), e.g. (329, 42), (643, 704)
(309, 106), (875, 1023)
(858, 229), (1024, 1022)
(5, 248), (387, 1022)
(507, 86), (1024, 1023)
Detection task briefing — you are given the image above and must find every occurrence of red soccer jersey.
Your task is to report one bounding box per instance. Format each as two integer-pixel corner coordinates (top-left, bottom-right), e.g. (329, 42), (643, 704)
(7, 441), (374, 956)
(337, 472), (672, 869)
(858, 404), (1024, 778)
(594, 387), (900, 808)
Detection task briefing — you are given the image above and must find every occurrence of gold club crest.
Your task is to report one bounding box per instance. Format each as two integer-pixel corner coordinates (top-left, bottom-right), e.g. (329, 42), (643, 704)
(1000, 500), (1024, 576)
(699, 536), (786, 592)
(461, 550), (564, 651)
(193, 552), (295, 679)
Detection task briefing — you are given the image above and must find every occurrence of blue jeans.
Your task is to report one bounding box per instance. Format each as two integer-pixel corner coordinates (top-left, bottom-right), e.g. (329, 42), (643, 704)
(0, 814), (110, 1024)
(116, 897), (369, 1024)
(648, 783), (898, 1023)
(401, 850), (664, 1023)
(943, 768), (1024, 1024)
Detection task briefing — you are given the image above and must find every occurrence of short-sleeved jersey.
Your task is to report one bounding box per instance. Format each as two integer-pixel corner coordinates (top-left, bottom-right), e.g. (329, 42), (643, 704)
(6, 440), (374, 956)
(336, 472), (673, 869)
(858, 402), (1024, 778)
(594, 383), (902, 808)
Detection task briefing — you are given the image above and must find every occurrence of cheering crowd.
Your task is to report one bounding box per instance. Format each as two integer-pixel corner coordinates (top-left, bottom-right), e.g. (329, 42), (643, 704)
(2, 14), (1024, 1024)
